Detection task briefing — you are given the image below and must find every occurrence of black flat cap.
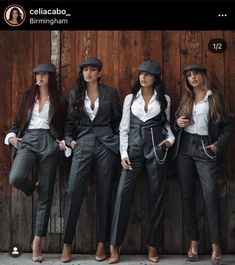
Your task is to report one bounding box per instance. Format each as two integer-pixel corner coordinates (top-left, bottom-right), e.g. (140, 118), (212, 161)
(182, 64), (207, 75)
(138, 60), (161, 76)
(79, 57), (103, 70)
(33, 63), (56, 74)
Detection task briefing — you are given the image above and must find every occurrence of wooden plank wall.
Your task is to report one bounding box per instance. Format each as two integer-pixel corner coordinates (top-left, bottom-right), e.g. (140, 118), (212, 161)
(0, 31), (234, 254)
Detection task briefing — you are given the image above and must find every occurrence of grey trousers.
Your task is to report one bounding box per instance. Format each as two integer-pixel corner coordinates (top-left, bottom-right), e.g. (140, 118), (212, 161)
(177, 131), (220, 244)
(110, 143), (167, 247)
(63, 132), (116, 244)
(9, 129), (60, 236)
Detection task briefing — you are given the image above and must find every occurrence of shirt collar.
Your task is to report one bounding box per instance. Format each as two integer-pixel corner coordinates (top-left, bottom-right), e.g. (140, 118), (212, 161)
(136, 88), (157, 98)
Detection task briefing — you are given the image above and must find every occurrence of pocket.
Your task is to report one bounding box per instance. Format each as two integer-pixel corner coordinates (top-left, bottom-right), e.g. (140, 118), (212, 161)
(200, 139), (217, 160)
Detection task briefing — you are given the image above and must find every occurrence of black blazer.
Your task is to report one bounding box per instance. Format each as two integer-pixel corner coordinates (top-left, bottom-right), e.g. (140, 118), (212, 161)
(171, 105), (234, 161)
(65, 84), (122, 154)
(9, 91), (68, 140)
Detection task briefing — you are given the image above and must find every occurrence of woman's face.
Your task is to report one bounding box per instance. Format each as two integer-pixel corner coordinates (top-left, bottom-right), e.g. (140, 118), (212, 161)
(36, 72), (49, 86)
(12, 10), (19, 18)
(186, 71), (203, 88)
(139, 71), (155, 88)
(82, 66), (101, 83)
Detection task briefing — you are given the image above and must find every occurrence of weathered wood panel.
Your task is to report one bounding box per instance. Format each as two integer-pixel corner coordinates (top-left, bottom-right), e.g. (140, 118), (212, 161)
(0, 31), (12, 251)
(163, 31), (182, 254)
(202, 31), (227, 254)
(224, 30), (235, 253)
(0, 30), (234, 255)
(11, 31), (34, 251)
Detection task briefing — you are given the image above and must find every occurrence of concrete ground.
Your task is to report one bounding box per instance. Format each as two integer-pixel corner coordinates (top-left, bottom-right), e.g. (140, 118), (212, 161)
(0, 253), (234, 265)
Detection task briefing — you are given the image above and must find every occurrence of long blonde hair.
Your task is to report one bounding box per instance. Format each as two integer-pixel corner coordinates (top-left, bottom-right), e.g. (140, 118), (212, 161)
(175, 72), (232, 123)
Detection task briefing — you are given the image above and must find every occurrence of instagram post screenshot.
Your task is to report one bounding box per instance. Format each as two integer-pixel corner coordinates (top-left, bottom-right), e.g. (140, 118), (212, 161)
(0, 1), (235, 264)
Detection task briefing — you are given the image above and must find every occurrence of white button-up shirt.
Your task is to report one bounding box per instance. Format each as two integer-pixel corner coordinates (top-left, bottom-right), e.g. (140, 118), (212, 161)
(119, 90), (175, 159)
(184, 90), (212, 136)
(84, 91), (99, 121)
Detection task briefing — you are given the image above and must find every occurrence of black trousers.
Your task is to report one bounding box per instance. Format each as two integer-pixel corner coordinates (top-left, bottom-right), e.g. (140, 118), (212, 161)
(177, 131), (221, 244)
(63, 132), (116, 244)
(110, 143), (167, 247)
(9, 129), (60, 236)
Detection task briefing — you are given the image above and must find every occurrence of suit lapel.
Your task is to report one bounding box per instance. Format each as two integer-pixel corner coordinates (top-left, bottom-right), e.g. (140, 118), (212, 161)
(93, 85), (104, 123)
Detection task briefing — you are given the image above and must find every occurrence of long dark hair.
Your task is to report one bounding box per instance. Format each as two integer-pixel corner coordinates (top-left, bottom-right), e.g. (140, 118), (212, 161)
(18, 73), (63, 132)
(9, 8), (23, 23)
(72, 67), (101, 125)
(132, 74), (168, 120)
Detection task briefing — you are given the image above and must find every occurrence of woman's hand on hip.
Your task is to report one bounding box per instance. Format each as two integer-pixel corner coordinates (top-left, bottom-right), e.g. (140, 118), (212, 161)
(121, 157), (133, 170)
(176, 116), (190, 128)
(9, 137), (22, 149)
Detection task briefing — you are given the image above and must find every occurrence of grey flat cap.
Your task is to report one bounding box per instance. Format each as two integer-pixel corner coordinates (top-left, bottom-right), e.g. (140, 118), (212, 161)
(33, 63), (56, 74)
(138, 60), (161, 76)
(182, 64), (207, 75)
(79, 57), (103, 70)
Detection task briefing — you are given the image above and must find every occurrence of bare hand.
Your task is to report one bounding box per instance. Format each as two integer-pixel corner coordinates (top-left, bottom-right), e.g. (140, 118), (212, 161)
(159, 139), (171, 149)
(206, 144), (218, 154)
(56, 140), (66, 151)
(9, 137), (22, 149)
(176, 116), (190, 128)
(70, 140), (77, 149)
(121, 157), (133, 170)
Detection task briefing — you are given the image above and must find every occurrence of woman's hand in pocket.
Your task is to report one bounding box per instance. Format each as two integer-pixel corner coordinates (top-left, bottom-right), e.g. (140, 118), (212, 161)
(9, 137), (22, 149)
(205, 144), (218, 154)
(159, 139), (171, 149)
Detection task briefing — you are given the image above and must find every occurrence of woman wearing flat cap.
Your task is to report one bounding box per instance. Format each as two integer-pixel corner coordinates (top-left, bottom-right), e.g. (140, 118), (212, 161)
(4, 63), (68, 262)
(61, 57), (122, 262)
(109, 60), (175, 264)
(174, 64), (233, 264)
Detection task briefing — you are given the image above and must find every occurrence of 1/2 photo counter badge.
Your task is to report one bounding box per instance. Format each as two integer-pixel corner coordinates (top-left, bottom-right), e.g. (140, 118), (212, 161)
(4, 4), (26, 27)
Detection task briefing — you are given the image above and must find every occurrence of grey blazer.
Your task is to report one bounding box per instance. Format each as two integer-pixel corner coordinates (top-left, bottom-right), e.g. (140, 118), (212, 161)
(64, 84), (122, 154)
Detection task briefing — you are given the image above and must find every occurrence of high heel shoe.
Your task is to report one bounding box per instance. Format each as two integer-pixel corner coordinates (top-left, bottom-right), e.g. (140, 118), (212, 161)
(95, 242), (106, 262)
(147, 245), (159, 263)
(31, 241), (43, 263)
(211, 244), (222, 265)
(186, 241), (199, 262)
(109, 245), (121, 264)
(60, 244), (71, 263)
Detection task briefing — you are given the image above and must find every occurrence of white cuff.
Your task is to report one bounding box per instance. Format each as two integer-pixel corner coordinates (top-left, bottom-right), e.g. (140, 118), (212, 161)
(62, 140), (72, 157)
(4, 132), (16, 145)
(121, 151), (128, 160)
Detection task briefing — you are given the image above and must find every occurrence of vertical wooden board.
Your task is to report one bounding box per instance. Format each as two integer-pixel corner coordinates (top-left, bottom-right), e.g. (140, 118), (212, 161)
(97, 31), (119, 89)
(117, 31), (142, 253)
(163, 31), (182, 115)
(118, 31), (141, 105)
(60, 31), (78, 253)
(61, 31), (77, 97)
(224, 31), (235, 253)
(162, 31), (182, 253)
(0, 31), (12, 251)
(141, 31), (163, 65)
(202, 31), (227, 253)
(11, 31), (34, 251)
(180, 31), (206, 253)
(33, 31), (51, 64)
